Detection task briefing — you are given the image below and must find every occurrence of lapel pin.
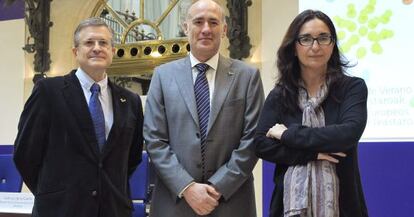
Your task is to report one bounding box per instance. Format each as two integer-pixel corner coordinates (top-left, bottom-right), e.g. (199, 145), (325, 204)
(120, 98), (126, 103)
(228, 71), (234, 76)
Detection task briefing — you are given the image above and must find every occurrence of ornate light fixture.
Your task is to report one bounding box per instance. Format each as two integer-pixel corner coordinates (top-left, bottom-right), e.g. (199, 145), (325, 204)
(91, 0), (189, 80)
(226, 0), (252, 60)
(22, 0), (53, 83)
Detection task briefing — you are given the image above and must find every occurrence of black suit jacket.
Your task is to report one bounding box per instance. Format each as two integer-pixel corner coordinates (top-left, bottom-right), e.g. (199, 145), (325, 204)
(255, 76), (369, 217)
(14, 70), (143, 217)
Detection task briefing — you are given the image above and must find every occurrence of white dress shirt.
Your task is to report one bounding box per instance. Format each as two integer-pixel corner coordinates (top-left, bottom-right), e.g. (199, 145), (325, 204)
(75, 68), (113, 139)
(189, 52), (219, 104)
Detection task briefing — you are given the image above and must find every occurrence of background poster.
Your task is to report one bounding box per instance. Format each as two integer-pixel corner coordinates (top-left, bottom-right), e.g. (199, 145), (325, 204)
(300, 0), (414, 141)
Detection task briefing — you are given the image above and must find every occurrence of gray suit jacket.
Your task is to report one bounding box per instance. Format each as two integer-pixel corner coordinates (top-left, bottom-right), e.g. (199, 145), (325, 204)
(144, 55), (264, 217)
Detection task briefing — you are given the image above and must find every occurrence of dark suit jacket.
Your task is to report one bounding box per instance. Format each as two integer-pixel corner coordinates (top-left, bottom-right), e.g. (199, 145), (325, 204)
(14, 70), (143, 217)
(255, 76), (369, 217)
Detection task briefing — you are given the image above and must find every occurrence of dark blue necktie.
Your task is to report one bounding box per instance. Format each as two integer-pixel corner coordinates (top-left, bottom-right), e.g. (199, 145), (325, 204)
(89, 83), (105, 152)
(194, 63), (210, 180)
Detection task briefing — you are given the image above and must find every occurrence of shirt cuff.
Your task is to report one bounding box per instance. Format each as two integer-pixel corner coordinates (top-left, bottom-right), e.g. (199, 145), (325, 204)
(178, 181), (196, 198)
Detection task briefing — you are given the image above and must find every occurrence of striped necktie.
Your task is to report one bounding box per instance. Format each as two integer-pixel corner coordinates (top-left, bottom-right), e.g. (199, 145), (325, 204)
(89, 83), (106, 152)
(194, 63), (210, 180)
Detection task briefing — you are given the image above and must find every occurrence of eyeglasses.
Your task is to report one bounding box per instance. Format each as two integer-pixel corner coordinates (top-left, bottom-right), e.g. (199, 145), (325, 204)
(296, 35), (333, 46)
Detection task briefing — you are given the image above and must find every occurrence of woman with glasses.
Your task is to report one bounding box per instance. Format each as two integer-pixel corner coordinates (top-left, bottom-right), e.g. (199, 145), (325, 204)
(255, 10), (369, 217)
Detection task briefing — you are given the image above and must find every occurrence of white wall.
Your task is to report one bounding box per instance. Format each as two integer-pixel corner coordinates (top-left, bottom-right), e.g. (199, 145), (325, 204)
(261, 0), (298, 95)
(0, 19), (25, 144)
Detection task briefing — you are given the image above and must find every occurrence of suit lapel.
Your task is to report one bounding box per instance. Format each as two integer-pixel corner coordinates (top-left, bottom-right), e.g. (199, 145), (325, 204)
(61, 71), (100, 158)
(174, 57), (200, 125)
(208, 56), (235, 133)
(101, 82), (128, 158)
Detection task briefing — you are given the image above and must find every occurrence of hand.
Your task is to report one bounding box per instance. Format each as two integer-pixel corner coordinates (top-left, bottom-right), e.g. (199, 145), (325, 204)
(317, 152), (346, 163)
(266, 124), (287, 140)
(183, 183), (219, 215)
(208, 186), (221, 201)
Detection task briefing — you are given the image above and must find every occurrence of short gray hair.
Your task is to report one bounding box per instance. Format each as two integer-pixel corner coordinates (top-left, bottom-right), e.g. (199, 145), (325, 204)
(73, 17), (114, 47)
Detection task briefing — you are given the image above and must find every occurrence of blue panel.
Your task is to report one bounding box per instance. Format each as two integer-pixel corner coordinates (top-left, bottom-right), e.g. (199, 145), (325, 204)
(262, 142), (414, 217)
(0, 0), (24, 21)
(0, 145), (13, 154)
(129, 152), (149, 200)
(132, 202), (146, 217)
(262, 161), (274, 217)
(359, 142), (414, 217)
(0, 154), (22, 192)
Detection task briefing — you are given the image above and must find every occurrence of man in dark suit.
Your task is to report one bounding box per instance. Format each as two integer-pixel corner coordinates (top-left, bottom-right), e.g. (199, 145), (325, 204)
(144, 0), (264, 216)
(13, 17), (143, 217)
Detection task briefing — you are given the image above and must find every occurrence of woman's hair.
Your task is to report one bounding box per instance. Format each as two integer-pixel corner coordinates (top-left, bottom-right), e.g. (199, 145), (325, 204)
(276, 9), (351, 113)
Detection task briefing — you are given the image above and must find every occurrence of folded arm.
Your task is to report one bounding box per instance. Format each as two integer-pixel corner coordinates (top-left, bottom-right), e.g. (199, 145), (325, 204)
(281, 78), (368, 153)
(254, 88), (318, 165)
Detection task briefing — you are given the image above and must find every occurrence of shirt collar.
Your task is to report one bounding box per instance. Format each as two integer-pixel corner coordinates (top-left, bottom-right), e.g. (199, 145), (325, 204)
(75, 68), (108, 92)
(189, 52), (219, 71)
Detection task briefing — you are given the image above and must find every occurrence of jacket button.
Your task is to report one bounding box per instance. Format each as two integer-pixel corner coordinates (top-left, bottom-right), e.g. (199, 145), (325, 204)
(91, 190), (98, 197)
(98, 163), (103, 168)
(196, 163), (202, 168)
(196, 133), (200, 138)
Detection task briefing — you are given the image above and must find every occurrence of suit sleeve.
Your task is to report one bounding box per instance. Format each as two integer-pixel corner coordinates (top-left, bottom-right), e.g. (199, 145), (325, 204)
(207, 68), (264, 200)
(14, 81), (50, 194)
(144, 69), (195, 200)
(281, 78), (368, 153)
(127, 94), (144, 177)
(255, 89), (318, 165)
